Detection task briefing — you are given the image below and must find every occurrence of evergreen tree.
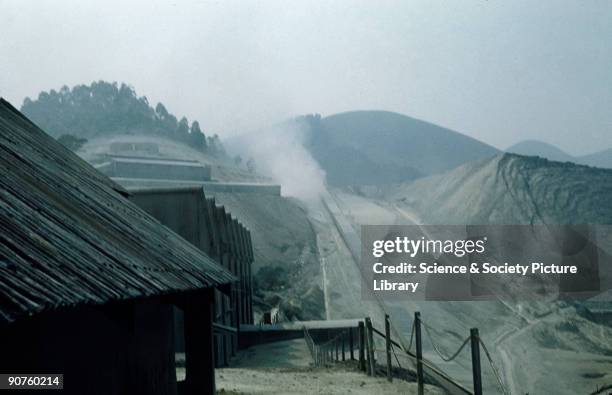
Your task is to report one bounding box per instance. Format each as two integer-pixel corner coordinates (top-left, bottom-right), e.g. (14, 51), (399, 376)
(176, 117), (190, 144)
(189, 121), (208, 151)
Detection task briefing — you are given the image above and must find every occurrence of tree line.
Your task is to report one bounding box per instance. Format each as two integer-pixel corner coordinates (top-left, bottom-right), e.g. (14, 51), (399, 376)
(21, 81), (226, 156)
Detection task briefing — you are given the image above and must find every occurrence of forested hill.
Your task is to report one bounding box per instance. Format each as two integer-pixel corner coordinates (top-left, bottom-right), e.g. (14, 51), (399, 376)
(20, 81), (226, 156)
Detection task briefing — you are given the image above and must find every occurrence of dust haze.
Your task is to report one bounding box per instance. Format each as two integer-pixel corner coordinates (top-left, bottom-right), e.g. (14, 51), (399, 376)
(229, 123), (327, 201)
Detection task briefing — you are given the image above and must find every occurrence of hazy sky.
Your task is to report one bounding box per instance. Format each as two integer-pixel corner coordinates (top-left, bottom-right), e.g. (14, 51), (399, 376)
(1, 0), (610, 154)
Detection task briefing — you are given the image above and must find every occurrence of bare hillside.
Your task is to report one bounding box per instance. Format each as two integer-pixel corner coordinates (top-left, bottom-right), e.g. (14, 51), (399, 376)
(390, 153), (612, 225)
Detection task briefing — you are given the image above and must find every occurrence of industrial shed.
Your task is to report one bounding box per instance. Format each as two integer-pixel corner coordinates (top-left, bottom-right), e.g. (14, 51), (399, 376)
(128, 187), (254, 367)
(0, 98), (234, 395)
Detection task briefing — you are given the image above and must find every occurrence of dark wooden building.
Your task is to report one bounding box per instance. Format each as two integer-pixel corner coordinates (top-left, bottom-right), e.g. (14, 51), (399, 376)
(0, 98), (248, 394)
(128, 187), (254, 366)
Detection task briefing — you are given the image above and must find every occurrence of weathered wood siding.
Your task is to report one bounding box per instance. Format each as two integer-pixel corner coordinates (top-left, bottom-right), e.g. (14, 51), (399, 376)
(127, 187), (254, 367)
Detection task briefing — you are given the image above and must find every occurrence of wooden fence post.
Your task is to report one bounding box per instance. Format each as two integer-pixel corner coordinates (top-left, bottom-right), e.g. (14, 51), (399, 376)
(366, 317), (376, 376)
(471, 328), (483, 395)
(385, 314), (392, 382)
(335, 337), (339, 361)
(365, 325), (372, 376)
(358, 321), (366, 371)
(349, 327), (355, 360)
(415, 312), (424, 395)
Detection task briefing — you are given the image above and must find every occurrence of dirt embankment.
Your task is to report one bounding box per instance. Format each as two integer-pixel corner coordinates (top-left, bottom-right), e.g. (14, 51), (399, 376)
(210, 192), (325, 322)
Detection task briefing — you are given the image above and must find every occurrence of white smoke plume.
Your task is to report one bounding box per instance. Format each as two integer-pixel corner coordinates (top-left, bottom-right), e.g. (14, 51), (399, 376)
(231, 121), (327, 202)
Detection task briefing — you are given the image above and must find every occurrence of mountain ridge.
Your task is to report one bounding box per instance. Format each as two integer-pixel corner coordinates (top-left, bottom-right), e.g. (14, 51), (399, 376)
(507, 139), (612, 169)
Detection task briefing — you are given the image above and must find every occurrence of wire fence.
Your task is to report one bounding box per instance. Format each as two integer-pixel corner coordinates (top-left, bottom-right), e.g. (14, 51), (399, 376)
(304, 325), (354, 367)
(301, 311), (510, 395)
(418, 316), (509, 395)
(421, 320), (470, 363)
(479, 338), (510, 395)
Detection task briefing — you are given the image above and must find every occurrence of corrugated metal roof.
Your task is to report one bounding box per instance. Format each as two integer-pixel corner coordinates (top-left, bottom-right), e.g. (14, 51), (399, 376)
(0, 98), (235, 323)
